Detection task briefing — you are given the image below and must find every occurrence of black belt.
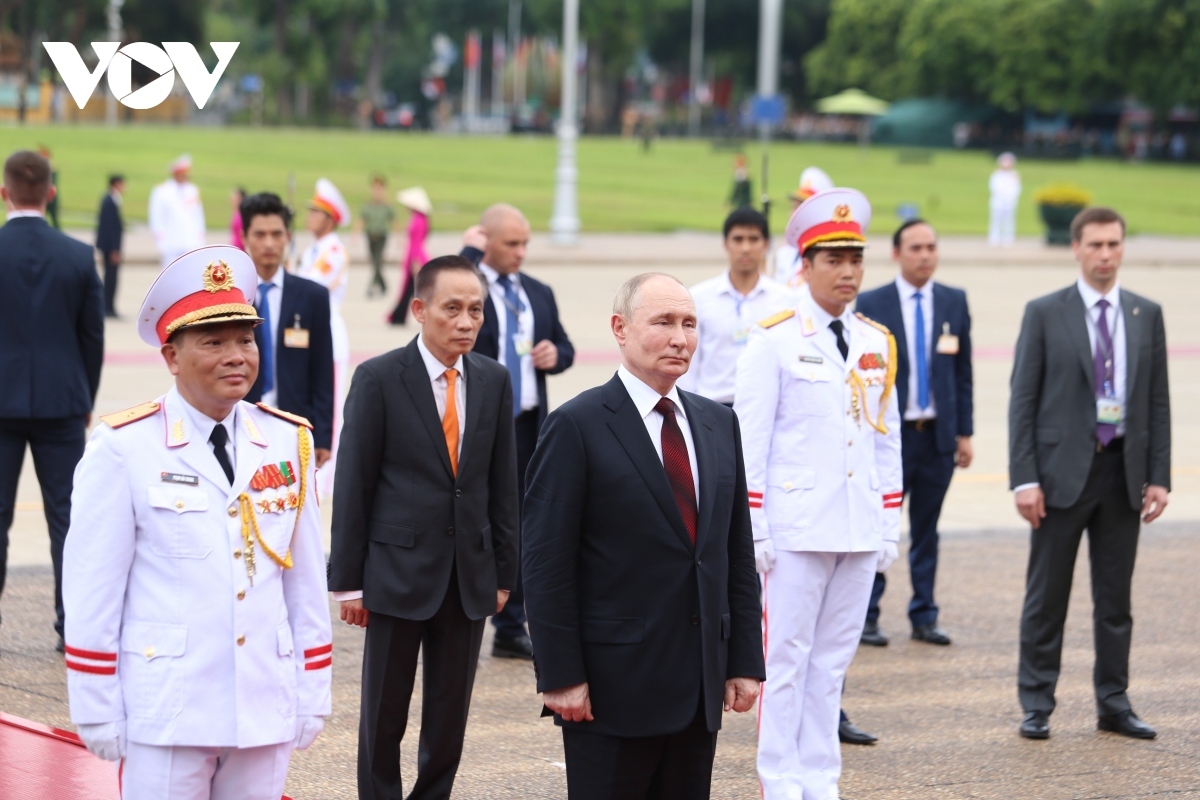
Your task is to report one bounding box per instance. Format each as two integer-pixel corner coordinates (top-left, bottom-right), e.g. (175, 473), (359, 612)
(1096, 437), (1124, 454)
(516, 409), (539, 423)
(903, 419), (937, 432)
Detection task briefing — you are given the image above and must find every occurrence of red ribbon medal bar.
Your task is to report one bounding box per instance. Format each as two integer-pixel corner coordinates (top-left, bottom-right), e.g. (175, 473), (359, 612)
(251, 462), (299, 513)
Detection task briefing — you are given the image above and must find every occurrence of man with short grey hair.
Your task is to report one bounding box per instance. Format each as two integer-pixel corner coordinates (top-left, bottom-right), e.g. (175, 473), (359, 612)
(522, 273), (763, 799)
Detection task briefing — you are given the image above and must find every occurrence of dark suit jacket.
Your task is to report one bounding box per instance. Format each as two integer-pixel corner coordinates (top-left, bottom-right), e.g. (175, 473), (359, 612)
(522, 375), (765, 738)
(1009, 284), (1170, 510)
(0, 216), (104, 418)
(95, 193), (123, 259)
(244, 272), (335, 450)
(856, 280), (973, 455)
(460, 247), (575, 425)
(329, 336), (520, 621)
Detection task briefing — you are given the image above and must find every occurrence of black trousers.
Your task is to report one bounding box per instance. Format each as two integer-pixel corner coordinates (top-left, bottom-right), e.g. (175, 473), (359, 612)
(491, 409), (539, 640)
(562, 700), (717, 800)
(388, 271), (416, 325)
(358, 571), (486, 800)
(367, 234), (388, 294)
(868, 423), (955, 627)
(102, 255), (120, 315)
(0, 416), (87, 636)
(1018, 447), (1141, 716)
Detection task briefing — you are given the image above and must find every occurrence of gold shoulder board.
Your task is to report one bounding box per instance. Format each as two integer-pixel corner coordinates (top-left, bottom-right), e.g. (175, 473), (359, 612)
(99, 401), (161, 429)
(255, 403), (314, 430)
(758, 309), (796, 329)
(855, 312), (893, 338)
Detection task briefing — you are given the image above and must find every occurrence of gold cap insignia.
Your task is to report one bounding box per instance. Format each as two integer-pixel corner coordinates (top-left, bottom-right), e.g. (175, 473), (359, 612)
(203, 260), (235, 293)
(832, 204), (853, 223)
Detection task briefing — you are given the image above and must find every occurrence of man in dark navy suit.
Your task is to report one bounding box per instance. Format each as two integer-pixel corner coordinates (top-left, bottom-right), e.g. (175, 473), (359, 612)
(0, 150), (104, 647)
(94, 174), (124, 318)
(240, 192), (336, 464)
(855, 220), (973, 646)
(459, 204), (575, 659)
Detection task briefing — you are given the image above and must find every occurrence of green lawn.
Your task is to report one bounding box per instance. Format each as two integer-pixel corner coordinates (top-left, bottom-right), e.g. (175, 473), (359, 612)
(4, 125), (1199, 237)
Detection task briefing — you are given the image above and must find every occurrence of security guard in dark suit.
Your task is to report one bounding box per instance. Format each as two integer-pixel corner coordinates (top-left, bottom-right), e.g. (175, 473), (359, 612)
(239, 193), (336, 463)
(0, 150), (104, 647)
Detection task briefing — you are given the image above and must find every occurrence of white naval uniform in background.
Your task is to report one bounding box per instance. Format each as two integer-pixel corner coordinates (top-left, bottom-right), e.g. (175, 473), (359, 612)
(296, 231), (349, 495)
(63, 387), (332, 799)
(735, 285), (902, 800)
(149, 180), (206, 268)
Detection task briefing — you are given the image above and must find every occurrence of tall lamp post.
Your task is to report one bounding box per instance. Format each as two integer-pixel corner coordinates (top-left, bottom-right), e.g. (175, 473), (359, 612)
(549, 0), (580, 245)
(106, 0), (124, 126)
(687, 0), (705, 138)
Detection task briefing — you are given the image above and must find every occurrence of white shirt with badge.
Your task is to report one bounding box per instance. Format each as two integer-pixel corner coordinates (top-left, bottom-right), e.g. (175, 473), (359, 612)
(480, 263), (539, 413)
(679, 271), (797, 404)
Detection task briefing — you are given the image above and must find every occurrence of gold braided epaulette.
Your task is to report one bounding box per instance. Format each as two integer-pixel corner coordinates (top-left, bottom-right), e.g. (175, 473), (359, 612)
(758, 309), (795, 329)
(255, 403), (313, 430)
(854, 311), (892, 338)
(99, 401), (161, 429)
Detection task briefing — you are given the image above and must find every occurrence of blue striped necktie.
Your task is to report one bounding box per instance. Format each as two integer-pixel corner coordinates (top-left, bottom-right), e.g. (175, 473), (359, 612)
(497, 275), (523, 416)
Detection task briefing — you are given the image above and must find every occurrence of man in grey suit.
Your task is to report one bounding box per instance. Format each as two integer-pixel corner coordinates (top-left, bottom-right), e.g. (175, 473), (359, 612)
(329, 255), (520, 799)
(1009, 207), (1170, 741)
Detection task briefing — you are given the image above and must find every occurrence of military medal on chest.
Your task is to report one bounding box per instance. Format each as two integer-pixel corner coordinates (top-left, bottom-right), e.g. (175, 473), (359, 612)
(250, 461), (300, 513)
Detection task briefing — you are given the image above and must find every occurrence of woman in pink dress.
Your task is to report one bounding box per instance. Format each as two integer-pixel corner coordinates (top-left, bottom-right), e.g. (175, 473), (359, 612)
(388, 186), (432, 325)
(229, 187), (246, 250)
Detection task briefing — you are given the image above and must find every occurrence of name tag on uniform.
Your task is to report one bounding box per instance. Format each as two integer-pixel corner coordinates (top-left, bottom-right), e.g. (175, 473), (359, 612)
(799, 355), (824, 364)
(935, 323), (959, 355)
(732, 326), (751, 345)
(1097, 397), (1124, 425)
(284, 323), (310, 349)
(160, 472), (199, 486)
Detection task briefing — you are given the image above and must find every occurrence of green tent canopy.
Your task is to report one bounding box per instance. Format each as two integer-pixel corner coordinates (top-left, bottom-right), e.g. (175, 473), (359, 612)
(814, 88), (890, 116)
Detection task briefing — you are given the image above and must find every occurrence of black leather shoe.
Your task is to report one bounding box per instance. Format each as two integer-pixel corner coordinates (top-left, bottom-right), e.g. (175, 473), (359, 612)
(911, 624), (952, 645)
(1098, 710), (1156, 739)
(492, 634), (534, 660)
(839, 717), (878, 745)
(860, 621), (889, 647)
(1019, 710), (1050, 739)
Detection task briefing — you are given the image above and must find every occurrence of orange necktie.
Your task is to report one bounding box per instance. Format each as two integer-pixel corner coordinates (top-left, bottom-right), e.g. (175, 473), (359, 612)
(442, 368), (459, 477)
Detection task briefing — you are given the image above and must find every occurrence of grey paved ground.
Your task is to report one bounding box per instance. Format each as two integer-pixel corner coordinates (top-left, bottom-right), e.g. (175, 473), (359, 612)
(3, 524), (1198, 799)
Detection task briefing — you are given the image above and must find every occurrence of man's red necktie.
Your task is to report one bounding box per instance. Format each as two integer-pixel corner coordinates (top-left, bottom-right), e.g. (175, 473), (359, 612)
(655, 397), (697, 545)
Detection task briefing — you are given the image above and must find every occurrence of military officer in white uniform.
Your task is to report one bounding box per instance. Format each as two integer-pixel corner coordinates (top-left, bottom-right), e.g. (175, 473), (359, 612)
(149, 154), (206, 268)
(736, 189), (902, 800)
(63, 245), (332, 799)
(296, 178), (351, 497)
(772, 166), (833, 288)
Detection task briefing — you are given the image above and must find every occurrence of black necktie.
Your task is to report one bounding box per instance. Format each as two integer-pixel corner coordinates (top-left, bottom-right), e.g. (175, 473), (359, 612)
(209, 424), (235, 485)
(829, 319), (849, 361)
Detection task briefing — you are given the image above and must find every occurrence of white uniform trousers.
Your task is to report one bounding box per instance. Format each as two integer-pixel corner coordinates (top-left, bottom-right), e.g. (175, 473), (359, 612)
(120, 741), (292, 800)
(757, 550), (877, 800)
(989, 203), (1016, 246)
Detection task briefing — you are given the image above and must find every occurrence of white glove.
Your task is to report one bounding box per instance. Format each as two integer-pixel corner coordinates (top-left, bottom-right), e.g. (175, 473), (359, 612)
(293, 715), (325, 751)
(876, 541), (899, 573)
(77, 721), (125, 762)
(754, 538), (776, 574)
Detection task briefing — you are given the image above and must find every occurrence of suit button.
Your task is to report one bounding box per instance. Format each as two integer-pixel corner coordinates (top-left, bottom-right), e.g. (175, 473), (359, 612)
(690, 615), (699, 625)
(228, 506), (238, 517)
(175, 501), (184, 509)
(237, 590), (246, 601)
(848, 470), (854, 477)
(447, 527), (454, 535)
(143, 646), (155, 659)
(455, 489), (462, 498)
(233, 549), (242, 559)
(237, 635), (246, 646)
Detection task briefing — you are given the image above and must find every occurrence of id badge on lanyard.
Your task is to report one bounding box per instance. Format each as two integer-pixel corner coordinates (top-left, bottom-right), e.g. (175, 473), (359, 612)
(1096, 311), (1124, 425)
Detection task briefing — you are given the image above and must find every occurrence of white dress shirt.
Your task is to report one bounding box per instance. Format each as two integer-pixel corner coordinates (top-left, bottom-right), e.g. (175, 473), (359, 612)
(6, 209), (44, 220)
(617, 365), (700, 501)
(175, 388), (237, 479)
(895, 275), (937, 420)
(1012, 277), (1127, 495)
(257, 266), (286, 407)
(480, 263), (539, 413)
(680, 271), (797, 403)
(333, 337), (466, 603)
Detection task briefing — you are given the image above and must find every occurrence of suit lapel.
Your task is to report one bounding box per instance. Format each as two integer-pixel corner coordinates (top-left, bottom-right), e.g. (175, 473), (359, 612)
(456, 354), (486, 476)
(602, 377), (695, 552)
(1062, 288), (1096, 389)
(276, 273), (297, 352)
(929, 283), (948, 386)
(680, 392), (716, 553)
(526, 277), (551, 343)
(885, 284), (910, 411)
(398, 339), (455, 479)
(1121, 292), (1141, 392)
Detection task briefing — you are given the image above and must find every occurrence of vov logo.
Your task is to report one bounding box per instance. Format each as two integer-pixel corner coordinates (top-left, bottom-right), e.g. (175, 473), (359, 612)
(42, 42), (239, 110)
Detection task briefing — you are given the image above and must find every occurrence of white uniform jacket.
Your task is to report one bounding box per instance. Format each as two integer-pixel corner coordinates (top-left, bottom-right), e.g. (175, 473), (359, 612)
(735, 287), (903, 553)
(63, 387), (332, 748)
(148, 180), (206, 263)
(296, 232), (350, 364)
